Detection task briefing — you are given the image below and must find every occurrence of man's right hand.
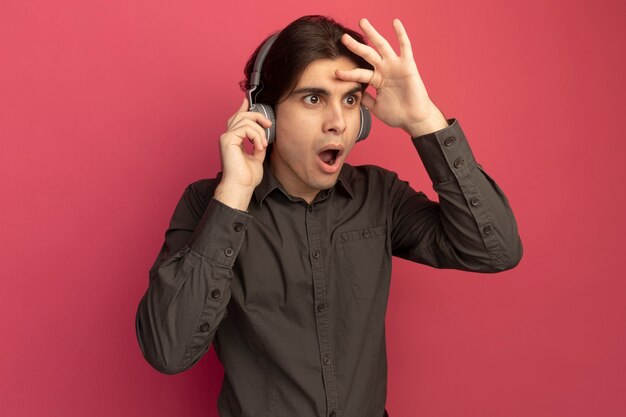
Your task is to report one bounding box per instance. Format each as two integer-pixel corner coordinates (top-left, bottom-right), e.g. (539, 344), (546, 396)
(214, 97), (272, 211)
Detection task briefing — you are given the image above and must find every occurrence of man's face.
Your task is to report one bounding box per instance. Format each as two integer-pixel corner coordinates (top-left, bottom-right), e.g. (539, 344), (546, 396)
(270, 56), (363, 203)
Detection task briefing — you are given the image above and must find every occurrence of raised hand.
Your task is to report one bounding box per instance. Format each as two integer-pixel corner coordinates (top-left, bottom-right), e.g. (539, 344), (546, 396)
(214, 97), (271, 210)
(337, 18), (449, 137)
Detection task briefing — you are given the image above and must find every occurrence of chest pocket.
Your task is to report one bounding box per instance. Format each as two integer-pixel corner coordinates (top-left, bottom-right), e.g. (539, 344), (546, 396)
(337, 224), (389, 300)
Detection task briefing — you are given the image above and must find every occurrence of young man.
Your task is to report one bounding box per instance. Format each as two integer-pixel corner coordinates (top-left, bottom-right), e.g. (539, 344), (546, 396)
(135, 15), (522, 417)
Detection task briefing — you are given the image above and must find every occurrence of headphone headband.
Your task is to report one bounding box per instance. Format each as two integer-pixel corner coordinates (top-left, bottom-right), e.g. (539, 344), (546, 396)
(247, 33), (280, 109)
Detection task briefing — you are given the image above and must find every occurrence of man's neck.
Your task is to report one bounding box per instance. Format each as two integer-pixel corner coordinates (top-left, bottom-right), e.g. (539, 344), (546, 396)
(269, 152), (319, 204)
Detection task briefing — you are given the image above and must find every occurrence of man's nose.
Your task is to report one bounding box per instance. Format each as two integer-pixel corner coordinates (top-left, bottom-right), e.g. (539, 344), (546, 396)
(322, 102), (347, 135)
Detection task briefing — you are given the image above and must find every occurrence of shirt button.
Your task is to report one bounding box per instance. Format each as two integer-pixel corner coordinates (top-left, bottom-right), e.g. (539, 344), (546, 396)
(453, 158), (464, 169)
(317, 303), (327, 312)
(444, 136), (456, 146)
(362, 230), (370, 238)
(312, 250), (320, 259)
(211, 288), (221, 299)
(199, 322), (210, 332)
(470, 197), (480, 207)
(483, 225), (493, 235)
(323, 356), (332, 365)
(329, 412), (336, 417)
(308, 205), (314, 213)
(233, 222), (243, 232)
(224, 247), (234, 257)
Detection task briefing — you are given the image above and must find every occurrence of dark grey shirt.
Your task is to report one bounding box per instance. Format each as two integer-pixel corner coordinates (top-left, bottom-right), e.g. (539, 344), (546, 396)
(135, 118), (522, 417)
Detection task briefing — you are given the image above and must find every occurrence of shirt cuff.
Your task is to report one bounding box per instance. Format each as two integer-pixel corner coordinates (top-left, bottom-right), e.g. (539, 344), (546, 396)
(187, 197), (253, 268)
(411, 118), (478, 184)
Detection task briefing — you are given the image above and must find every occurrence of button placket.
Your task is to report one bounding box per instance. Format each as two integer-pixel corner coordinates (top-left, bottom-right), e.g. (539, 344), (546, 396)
(305, 202), (338, 412)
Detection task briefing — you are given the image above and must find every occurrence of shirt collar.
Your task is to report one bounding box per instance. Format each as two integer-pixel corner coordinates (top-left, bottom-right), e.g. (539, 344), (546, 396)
(253, 148), (354, 206)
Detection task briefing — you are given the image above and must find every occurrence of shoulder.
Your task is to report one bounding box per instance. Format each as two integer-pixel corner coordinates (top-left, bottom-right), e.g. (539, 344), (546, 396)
(186, 174), (222, 197)
(178, 172), (223, 218)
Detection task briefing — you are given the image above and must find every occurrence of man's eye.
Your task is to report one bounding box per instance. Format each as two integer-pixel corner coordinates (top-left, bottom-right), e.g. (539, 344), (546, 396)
(345, 95), (357, 106)
(304, 95), (320, 105)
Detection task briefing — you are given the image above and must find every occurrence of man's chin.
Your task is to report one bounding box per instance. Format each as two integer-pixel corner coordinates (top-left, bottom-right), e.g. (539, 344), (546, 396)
(314, 173), (340, 191)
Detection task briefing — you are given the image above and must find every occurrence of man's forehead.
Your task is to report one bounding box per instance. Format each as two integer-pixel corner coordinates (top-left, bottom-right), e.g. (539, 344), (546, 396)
(293, 57), (362, 92)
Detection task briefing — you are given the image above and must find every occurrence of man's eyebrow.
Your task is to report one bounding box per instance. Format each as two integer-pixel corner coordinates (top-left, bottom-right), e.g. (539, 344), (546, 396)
(344, 86), (364, 96)
(292, 87), (330, 96)
(291, 86), (363, 96)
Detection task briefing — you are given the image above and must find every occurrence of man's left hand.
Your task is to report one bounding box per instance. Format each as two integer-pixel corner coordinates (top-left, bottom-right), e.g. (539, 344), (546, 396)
(337, 18), (449, 137)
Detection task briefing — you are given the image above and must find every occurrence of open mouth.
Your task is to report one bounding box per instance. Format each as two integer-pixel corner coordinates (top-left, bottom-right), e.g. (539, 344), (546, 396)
(318, 148), (341, 166)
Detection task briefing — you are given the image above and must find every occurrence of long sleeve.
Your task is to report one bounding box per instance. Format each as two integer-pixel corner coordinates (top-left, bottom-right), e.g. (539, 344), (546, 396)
(390, 118), (523, 272)
(135, 181), (252, 374)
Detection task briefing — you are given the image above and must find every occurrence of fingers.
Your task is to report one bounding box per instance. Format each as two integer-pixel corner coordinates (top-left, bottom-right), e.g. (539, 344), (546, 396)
(220, 118), (268, 151)
(229, 118), (268, 151)
(221, 125), (265, 154)
(335, 68), (374, 84)
(240, 97), (249, 111)
(392, 18), (413, 60)
(342, 18), (414, 65)
(227, 98), (249, 126)
(335, 67), (383, 91)
(227, 101), (273, 131)
(358, 18), (397, 59)
(341, 33), (382, 67)
(250, 138), (268, 164)
(221, 97), (274, 162)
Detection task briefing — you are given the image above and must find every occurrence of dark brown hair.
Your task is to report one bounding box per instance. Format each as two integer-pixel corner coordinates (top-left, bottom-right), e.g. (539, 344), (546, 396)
(239, 15), (373, 107)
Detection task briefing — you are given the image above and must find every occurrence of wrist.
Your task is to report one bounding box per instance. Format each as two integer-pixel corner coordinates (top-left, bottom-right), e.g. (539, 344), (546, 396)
(403, 102), (449, 137)
(214, 182), (255, 212)
(404, 113), (449, 137)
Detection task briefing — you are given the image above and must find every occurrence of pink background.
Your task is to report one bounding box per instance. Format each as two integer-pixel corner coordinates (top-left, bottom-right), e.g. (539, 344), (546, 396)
(1, 0), (625, 416)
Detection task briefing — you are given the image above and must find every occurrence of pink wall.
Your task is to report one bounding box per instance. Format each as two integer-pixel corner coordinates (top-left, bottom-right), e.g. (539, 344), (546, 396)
(1, 0), (625, 416)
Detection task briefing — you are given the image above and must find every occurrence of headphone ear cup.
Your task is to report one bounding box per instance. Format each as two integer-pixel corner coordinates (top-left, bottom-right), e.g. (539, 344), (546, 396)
(356, 105), (371, 142)
(250, 104), (276, 144)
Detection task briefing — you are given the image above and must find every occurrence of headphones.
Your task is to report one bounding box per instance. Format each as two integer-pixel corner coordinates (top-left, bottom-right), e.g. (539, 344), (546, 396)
(246, 33), (372, 145)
